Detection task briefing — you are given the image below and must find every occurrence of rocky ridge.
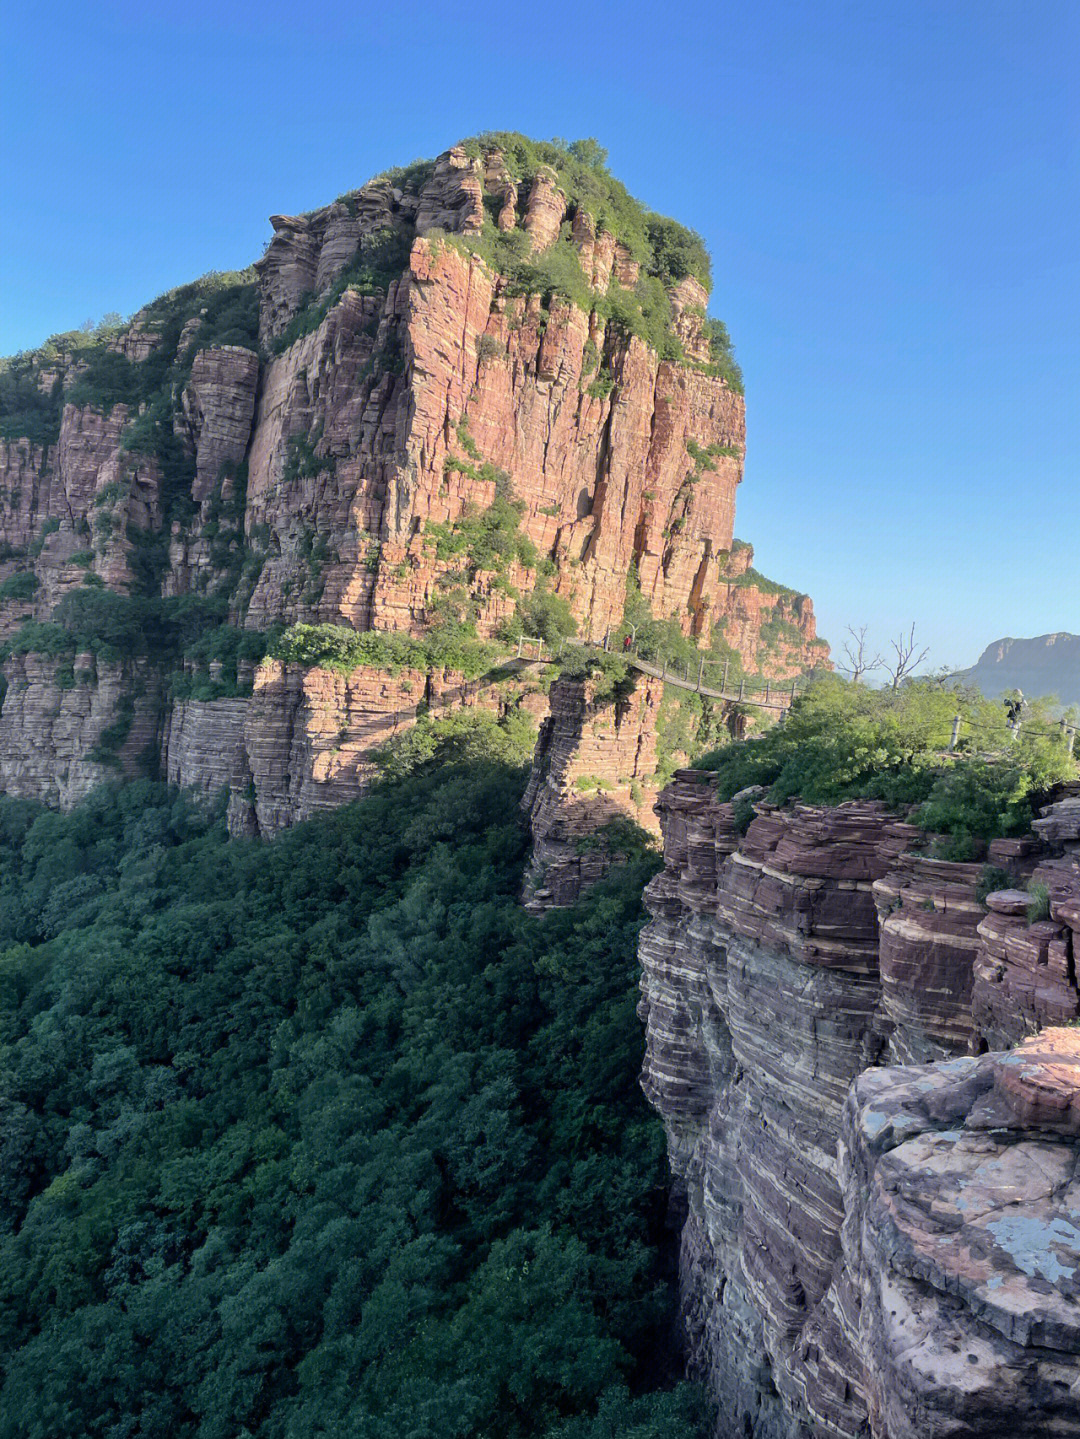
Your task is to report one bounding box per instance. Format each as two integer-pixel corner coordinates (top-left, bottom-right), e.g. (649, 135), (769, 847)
(639, 772), (1080, 1437)
(954, 632), (1080, 708)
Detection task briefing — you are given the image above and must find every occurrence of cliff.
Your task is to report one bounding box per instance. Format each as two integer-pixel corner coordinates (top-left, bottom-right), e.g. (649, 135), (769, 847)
(715, 541), (828, 679)
(954, 632), (1080, 708)
(0, 135), (827, 830)
(520, 670), (663, 908)
(640, 772), (1080, 1437)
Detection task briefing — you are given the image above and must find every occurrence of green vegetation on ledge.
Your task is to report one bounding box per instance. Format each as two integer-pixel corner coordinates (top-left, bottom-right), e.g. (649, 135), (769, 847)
(428, 133), (743, 390)
(0, 271), (259, 452)
(465, 134), (713, 290)
(694, 674), (1077, 860)
(270, 620), (502, 681)
(1, 590), (271, 692)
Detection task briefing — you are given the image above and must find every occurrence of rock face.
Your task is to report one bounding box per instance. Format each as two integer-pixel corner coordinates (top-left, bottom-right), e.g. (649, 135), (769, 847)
(0, 137), (828, 829)
(521, 672), (662, 908)
(640, 774), (1080, 1438)
(841, 1035), (1080, 1439)
(973, 857), (1080, 1048)
(163, 657), (542, 836)
(0, 652), (161, 808)
(715, 542), (828, 679)
(954, 632), (1080, 707)
(872, 853), (987, 1064)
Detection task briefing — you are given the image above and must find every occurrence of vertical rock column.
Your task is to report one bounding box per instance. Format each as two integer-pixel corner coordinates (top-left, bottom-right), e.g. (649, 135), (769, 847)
(521, 673), (663, 910)
(640, 792), (914, 1437)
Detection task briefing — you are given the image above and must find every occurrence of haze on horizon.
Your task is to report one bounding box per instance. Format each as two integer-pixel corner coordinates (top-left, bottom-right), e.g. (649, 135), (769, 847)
(2, 0), (1076, 673)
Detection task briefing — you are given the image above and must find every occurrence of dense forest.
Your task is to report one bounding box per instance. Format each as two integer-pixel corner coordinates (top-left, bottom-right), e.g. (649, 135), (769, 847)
(0, 720), (706, 1438)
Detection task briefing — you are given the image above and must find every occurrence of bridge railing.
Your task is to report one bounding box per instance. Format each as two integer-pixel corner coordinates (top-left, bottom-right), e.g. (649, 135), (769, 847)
(511, 634), (816, 709)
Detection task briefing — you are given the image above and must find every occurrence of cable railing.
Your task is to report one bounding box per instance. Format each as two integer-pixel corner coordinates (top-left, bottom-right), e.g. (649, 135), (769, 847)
(511, 633), (814, 710)
(510, 635), (1079, 743)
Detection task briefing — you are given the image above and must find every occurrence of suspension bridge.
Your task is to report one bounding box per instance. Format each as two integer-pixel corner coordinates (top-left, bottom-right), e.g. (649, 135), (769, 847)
(512, 634), (812, 711)
(508, 636), (1078, 750)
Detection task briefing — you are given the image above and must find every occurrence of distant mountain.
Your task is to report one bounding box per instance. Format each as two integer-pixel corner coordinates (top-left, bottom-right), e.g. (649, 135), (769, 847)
(954, 632), (1080, 707)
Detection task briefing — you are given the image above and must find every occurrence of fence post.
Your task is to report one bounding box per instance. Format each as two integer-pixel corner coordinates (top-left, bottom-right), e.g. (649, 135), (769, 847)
(738, 677), (745, 701)
(1067, 726), (1076, 759)
(517, 635), (523, 658)
(949, 714), (961, 752)
(790, 680), (797, 704)
(698, 655), (705, 689)
(662, 656), (668, 678)
(765, 681), (770, 705)
(537, 638), (543, 662)
(722, 659), (729, 694)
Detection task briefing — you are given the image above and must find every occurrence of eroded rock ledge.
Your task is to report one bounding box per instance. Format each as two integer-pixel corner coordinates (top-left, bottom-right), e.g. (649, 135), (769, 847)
(639, 772), (1080, 1437)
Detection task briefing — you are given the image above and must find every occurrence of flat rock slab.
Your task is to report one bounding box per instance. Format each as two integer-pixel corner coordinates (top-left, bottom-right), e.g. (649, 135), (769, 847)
(994, 1027), (1080, 1136)
(984, 889), (1034, 916)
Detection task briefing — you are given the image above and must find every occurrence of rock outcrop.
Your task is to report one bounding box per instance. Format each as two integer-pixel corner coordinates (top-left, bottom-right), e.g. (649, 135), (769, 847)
(715, 542), (829, 679)
(973, 862), (1080, 1048)
(640, 772), (1080, 1437)
(521, 671), (662, 908)
(841, 1034), (1080, 1438)
(0, 136), (827, 830)
(954, 632), (1080, 707)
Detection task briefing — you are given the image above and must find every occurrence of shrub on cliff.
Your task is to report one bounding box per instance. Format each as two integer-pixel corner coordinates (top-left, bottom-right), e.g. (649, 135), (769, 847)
(0, 750), (706, 1436)
(270, 619), (501, 681)
(0, 572), (37, 602)
(512, 587), (578, 648)
(696, 674), (1076, 853)
(373, 709), (537, 782)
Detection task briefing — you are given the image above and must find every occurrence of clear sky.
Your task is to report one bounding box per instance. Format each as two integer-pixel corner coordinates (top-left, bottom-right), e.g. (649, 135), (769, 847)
(2, 0), (1077, 670)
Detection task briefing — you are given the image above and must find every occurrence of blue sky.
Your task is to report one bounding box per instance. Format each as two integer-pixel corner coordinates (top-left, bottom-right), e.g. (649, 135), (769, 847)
(2, 0), (1077, 669)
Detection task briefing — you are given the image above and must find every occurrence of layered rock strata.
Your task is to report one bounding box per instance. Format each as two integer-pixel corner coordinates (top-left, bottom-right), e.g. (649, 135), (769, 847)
(521, 672), (662, 908)
(0, 652), (161, 808)
(164, 658), (544, 836)
(0, 138), (827, 828)
(872, 854), (988, 1064)
(973, 861), (1080, 1048)
(640, 774), (1080, 1438)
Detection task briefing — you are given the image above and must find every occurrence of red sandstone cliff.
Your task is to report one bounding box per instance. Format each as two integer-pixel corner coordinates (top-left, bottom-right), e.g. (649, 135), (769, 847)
(0, 138), (827, 830)
(639, 772), (1080, 1437)
(716, 541), (828, 679)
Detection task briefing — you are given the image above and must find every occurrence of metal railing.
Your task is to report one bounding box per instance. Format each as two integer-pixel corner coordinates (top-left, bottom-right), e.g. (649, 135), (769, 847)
(512, 633), (813, 711)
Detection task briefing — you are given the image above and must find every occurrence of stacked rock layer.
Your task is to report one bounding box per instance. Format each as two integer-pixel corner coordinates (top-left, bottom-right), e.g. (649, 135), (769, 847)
(639, 774), (1080, 1437)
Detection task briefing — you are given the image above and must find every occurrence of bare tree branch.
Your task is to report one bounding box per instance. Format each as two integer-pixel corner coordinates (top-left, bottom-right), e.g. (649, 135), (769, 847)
(841, 625), (883, 685)
(884, 623), (930, 689)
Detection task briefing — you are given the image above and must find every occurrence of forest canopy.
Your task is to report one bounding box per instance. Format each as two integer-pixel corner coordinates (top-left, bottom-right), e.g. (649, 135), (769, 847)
(0, 729), (706, 1439)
